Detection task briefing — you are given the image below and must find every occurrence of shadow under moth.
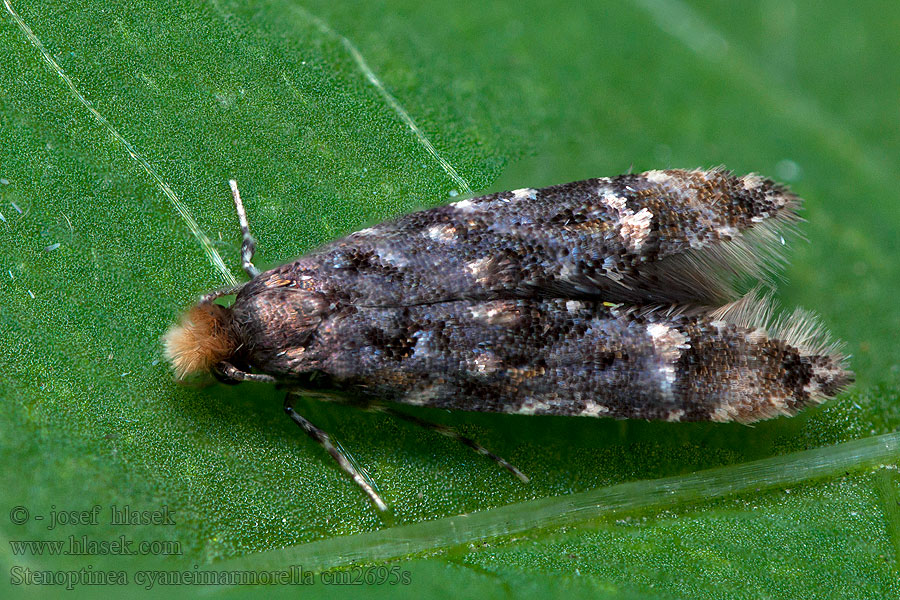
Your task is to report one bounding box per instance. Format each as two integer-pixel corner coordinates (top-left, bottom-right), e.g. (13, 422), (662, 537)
(164, 169), (852, 511)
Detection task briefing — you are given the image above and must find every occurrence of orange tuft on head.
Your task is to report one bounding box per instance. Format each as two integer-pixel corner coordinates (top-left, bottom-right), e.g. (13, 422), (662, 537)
(163, 303), (236, 380)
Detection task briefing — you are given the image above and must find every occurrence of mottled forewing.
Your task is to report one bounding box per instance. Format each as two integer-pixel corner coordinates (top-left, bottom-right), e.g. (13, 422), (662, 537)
(246, 169), (798, 308)
(263, 299), (846, 423)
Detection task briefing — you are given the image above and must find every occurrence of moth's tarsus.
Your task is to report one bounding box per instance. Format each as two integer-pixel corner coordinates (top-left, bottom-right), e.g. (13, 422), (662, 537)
(283, 392), (389, 513)
(217, 361), (277, 384)
(280, 394), (529, 512)
(370, 404), (530, 483)
(229, 179), (260, 279)
(198, 286), (241, 305)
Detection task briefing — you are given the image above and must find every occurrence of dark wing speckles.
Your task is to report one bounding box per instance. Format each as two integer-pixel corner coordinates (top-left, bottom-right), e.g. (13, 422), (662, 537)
(167, 170), (853, 512)
(240, 295), (851, 424)
(239, 169), (800, 309)
(215, 168), (851, 426)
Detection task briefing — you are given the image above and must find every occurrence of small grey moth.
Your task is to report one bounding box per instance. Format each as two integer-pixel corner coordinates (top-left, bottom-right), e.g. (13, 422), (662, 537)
(164, 169), (852, 511)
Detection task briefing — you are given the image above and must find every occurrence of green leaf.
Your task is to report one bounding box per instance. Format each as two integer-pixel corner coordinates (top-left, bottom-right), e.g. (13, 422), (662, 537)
(2, 0), (898, 597)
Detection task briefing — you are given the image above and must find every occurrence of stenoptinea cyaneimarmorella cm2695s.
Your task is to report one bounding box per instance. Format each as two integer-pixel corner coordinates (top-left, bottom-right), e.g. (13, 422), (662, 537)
(164, 169), (852, 511)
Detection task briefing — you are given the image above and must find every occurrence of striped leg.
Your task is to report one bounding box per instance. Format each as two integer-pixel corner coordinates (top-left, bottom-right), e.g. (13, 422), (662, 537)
(228, 179), (260, 278)
(198, 286), (241, 304)
(370, 405), (529, 483)
(283, 393), (388, 512)
(217, 362), (277, 384)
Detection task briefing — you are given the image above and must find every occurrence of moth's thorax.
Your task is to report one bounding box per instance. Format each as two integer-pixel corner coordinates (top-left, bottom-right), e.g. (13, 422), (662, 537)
(230, 280), (329, 375)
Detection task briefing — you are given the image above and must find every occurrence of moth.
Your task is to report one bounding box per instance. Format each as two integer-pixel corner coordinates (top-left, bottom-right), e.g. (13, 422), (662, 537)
(164, 169), (852, 511)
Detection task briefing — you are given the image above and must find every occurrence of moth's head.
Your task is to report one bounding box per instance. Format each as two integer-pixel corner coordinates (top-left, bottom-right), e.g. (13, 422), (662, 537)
(164, 287), (328, 383)
(163, 302), (239, 381)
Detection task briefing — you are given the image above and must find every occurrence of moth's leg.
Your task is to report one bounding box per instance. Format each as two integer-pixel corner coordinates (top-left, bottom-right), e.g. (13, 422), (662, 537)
(215, 361), (277, 384)
(198, 286), (241, 304)
(228, 179), (260, 279)
(283, 392), (388, 512)
(370, 404), (529, 483)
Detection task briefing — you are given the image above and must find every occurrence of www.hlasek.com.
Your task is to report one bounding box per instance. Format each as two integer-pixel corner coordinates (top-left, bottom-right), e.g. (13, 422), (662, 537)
(9, 565), (413, 590)
(9, 535), (182, 557)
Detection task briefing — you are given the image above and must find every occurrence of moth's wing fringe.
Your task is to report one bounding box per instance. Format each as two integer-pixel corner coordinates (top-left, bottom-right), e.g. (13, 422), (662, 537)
(710, 290), (845, 358)
(710, 290), (853, 409)
(651, 178), (802, 304)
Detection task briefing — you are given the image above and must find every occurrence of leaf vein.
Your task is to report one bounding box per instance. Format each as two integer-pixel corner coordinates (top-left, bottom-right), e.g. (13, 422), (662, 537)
(2, 0), (238, 287)
(290, 5), (473, 195)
